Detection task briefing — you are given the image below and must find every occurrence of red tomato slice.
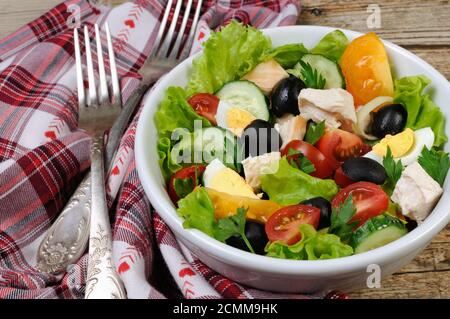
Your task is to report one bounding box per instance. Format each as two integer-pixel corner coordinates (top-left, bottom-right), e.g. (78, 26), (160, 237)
(265, 205), (320, 245)
(315, 131), (341, 169)
(187, 93), (219, 125)
(331, 181), (389, 227)
(168, 165), (206, 204)
(334, 166), (354, 188)
(317, 129), (370, 164)
(281, 140), (335, 179)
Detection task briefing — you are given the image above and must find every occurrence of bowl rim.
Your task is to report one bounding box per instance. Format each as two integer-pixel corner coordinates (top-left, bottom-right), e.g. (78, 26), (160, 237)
(136, 25), (450, 276)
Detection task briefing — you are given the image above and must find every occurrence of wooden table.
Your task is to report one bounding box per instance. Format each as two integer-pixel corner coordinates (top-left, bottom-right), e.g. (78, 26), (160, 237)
(0, 0), (448, 298)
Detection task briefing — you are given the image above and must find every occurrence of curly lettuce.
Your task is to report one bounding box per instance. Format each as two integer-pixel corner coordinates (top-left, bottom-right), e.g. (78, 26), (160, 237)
(310, 30), (349, 62)
(265, 30), (348, 69)
(187, 21), (272, 95)
(265, 224), (353, 260)
(154, 86), (211, 139)
(157, 136), (182, 181)
(394, 75), (447, 148)
(260, 157), (339, 205)
(177, 187), (216, 237)
(265, 43), (309, 69)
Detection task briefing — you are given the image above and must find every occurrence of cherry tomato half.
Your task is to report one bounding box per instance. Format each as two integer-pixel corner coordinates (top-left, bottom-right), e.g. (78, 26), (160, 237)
(281, 140), (335, 178)
(265, 205), (320, 245)
(334, 166), (354, 188)
(187, 93), (219, 125)
(331, 181), (389, 227)
(168, 165), (206, 204)
(316, 129), (371, 165)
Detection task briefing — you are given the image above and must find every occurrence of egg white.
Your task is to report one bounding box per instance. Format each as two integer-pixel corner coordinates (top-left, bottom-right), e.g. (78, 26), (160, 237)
(364, 127), (435, 165)
(203, 158), (227, 187)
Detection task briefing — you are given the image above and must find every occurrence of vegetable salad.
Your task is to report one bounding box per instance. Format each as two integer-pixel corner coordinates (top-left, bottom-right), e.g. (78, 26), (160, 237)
(154, 21), (450, 260)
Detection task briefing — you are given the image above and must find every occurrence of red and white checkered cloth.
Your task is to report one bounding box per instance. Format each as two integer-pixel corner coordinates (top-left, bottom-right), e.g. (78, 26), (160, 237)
(0, 0), (345, 299)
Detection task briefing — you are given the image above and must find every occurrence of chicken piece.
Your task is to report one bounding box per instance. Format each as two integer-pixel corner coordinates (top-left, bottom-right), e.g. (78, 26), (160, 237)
(274, 114), (308, 148)
(298, 88), (357, 129)
(242, 152), (281, 190)
(391, 162), (443, 222)
(242, 59), (289, 95)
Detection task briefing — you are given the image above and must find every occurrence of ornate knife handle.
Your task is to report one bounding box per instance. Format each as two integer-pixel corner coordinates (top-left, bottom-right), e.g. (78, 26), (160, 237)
(84, 136), (126, 299)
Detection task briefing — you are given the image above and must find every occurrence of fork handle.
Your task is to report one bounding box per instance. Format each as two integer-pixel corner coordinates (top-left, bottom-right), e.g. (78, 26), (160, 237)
(37, 82), (150, 275)
(85, 135), (126, 299)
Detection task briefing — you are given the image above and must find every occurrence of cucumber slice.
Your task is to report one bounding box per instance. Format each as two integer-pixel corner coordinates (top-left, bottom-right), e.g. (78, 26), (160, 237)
(350, 214), (407, 254)
(301, 54), (344, 89)
(171, 127), (240, 171)
(216, 80), (269, 121)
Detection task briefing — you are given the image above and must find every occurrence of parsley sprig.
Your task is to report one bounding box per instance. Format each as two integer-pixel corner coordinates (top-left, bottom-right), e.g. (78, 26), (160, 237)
(173, 166), (202, 199)
(382, 147), (404, 196)
(328, 195), (358, 242)
(214, 207), (255, 253)
(304, 120), (325, 145)
(286, 148), (316, 174)
(287, 61), (326, 89)
(418, 147), (450, 186)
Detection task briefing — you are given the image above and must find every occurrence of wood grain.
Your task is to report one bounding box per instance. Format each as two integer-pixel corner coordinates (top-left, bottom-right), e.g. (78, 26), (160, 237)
(0, 0), (448, 299)
(410, 48), (450, 80)
(300, 0), (450, 46)
(351, 271), (450, 298)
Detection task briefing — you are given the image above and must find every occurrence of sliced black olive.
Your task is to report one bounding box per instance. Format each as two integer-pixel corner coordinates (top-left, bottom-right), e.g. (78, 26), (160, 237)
(301, 197), (332, 229)
(270, 75), (306, 117)
(226, 221), (268, 255)
(341, 157), (387, 185)
(370, 103), (407, 139)
(240, 119), (282, 158)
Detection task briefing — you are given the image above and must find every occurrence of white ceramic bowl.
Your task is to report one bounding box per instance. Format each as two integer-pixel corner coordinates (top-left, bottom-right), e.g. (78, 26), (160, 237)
(136, 26), (450, 293)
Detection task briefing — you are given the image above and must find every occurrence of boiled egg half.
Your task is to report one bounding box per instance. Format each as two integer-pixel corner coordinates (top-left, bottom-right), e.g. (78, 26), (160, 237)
(215, 101), (256, 137)
(203, 158), (259, 199)
(364, 127), (434, 165)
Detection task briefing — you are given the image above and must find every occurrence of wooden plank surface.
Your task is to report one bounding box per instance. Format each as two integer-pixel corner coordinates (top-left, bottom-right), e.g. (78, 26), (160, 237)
(0, 0), (448, 299)
(300, 0), (450, 46)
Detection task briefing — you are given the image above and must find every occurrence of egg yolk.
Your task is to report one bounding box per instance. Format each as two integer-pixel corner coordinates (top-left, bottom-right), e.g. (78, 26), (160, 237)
(372, 128), (415, 158)
(226, 108), (256, 136)
(209, 167), (259, 199)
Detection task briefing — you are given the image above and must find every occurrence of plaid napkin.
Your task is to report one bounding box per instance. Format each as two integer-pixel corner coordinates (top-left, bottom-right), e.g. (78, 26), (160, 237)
(0, 0), (345, 299)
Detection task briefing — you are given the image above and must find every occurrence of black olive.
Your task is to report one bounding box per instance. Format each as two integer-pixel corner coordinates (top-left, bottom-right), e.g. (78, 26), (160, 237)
(370, 103), (407, 139)
(405, 217), (418, 232)
(301, 197), (332, 229)
(341, 157), (387, 185)
(270, 75), (306, 117)
(240, 119), (282, 158)
(226, 221), (268, 255)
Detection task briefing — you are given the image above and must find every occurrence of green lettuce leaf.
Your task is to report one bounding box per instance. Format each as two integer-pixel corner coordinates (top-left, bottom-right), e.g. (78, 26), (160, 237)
(154, 86), (211, 139)
(265, 224), (353, 260)
(157, 136), (182, 181)
(187, 21), (272, 95)
(177, 188), (215, 237)
(260, 157), (339, 205)
(394, 75), (447, 148)
(310, 30), (349, 62)
(265, 43), (309, 69)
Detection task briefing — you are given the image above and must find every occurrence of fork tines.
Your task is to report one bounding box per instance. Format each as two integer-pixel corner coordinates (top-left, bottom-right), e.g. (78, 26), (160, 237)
(74, 23), (120, 108)
(149, 0), (203, 61)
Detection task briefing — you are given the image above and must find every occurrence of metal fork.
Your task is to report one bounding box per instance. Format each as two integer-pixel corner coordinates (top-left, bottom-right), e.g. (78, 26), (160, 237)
(128, 0), (204, 98)
(37, 0), (203, 279)
(76, 24), (125, 299)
